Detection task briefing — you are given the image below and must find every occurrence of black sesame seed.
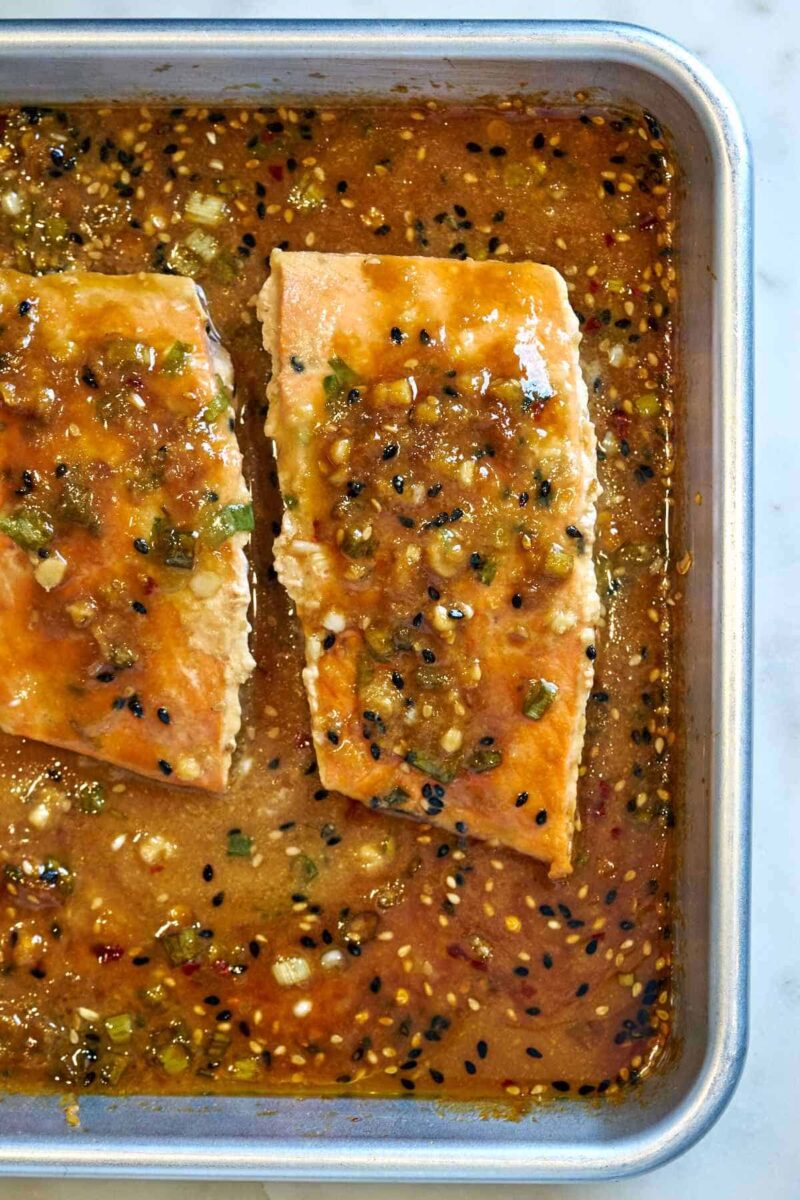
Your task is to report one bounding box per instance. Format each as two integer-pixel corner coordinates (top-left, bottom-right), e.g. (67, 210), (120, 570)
(202, 864), (214, 882)
(157, 707), (170, 725)
(392, 474), (405, 494)
(476, 1039), (488, 1059)
(464, 1060), (477, 1075)
(133, 537), (149, 555)
(585, 939), (598, 956)
(323, 633), (336, 650)
(131, 600), (147, 614)
(327, 730), (339, 745)
(533, 133), (545, 149)
(489, 145), (507, 157)
(158, 759), (172, 776)
(127, 695), (144, 719)
(390, 326), (404, 344)
(551, 1080), (570, 1093)
(211, 891), (224, 907)
(586, 645), (597, 660)
(543, 953), (553, 969)
(535, 809), (548, 826)
(18, 299), (32, 315)
(382, 442), (399, 460)
(576, 982), (590, 997)
(512, 593), (523, 609)
(526, 1046), (543, 1059)
(515, 792), (529, 808)
(603, 179), (616, 195)
(465, 141), (482, 153)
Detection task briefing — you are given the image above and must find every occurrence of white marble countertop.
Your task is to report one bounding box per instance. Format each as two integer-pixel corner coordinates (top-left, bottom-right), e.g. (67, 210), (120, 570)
(0, 1), (797, 1196)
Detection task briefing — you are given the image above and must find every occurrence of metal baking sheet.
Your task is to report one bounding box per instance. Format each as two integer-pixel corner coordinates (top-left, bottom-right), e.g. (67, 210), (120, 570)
(0, 18), (753, 1182)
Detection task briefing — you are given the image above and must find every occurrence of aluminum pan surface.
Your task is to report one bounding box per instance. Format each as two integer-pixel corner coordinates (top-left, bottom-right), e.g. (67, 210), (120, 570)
(0, 19), (752, 1182)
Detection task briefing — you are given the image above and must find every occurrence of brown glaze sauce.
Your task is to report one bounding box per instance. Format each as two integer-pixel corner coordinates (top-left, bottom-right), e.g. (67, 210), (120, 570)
(0, 99), (678, 1101)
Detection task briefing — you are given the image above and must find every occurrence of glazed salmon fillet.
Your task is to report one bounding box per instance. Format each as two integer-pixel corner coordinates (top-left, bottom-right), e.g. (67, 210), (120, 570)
(259, 251), (599, 876)
(0, 270), (254, 791)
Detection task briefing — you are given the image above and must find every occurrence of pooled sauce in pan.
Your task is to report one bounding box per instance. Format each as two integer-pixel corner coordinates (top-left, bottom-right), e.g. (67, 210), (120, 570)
(0, 99), (679, 1100)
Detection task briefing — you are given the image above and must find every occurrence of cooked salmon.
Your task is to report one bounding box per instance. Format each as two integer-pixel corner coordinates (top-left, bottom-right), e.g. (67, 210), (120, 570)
(259, 250), (599, 876)
(0, 270), (254, 791)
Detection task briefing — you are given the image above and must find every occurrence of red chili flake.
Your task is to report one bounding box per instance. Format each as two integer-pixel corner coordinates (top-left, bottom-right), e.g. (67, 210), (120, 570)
(143, 575), (158, 595)
(268, 164), (284, 182)
(604, 232), (617, 247)
(446, 943), (489, 972)
(294, 730), (312, 750)
(212, 958), (234, 976)
(583, 316), (601, 332)
(608, 408), (632, 437)
(148, 864), (165, 874)
(181, 961), (202, 976)
(610, 825), (623, 840)
(639, 214), (658, 231)
(92, 943), (124, 964)
(588, 278), (601, 294)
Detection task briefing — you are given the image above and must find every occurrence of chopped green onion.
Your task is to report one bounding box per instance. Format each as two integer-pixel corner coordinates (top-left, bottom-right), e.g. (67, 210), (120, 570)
(406, 749), (457, 784)
(101, 1054), (129, 1086)
(227, 831), (253, 857)
(184, 227), (220, 263)
(0, 506), (54, 552)
(204, 376), (233, 423)
(323, 355), (360, 421)
(157, 1042), (190, 1075)
(57, 476), (100, 533)
(379, 786), (410, 809)
(230, 1057), (260, 1081)
(158, 925), (203, 967)
(104, 1013), (134, 1044)
(415, 666), (453, 691)
(364, 626), (394, 661)
(295, 853), (318, 882)
(634, 392), (661, 416)
(151, 516), (196, 570)
(78, 781), (106, 815)
(468, 747), (503, 772)
(476, 556), (497, 585)
(203, 502), (255, 547)
(185, 191), (227, 227)
(341, 524), (374, 559)
(103, 337), (154, 369)
(161, 340), (193, 375)
(166, 242), (201, 276)
(287, 173), (326, 212)
(544, 543), (574, 579)
(271, 955), (311, 987)
(523, 678), (558, 720)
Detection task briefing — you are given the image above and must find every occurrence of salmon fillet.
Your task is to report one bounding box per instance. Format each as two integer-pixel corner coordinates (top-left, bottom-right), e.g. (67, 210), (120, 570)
(0, 270), (254, 791)
(259, 251), (599, 876)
